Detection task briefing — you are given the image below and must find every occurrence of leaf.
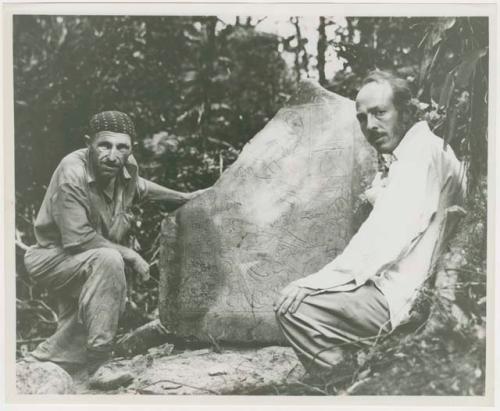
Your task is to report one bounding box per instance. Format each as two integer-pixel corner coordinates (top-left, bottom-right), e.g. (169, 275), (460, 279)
(210, 103), (231, 111)
(419, 52), (433, 83)
(428, 43), (442, 77)
(423, 18), (456, 53)
(420, 43), (442, 83)
(445, 107), (458, 146)
(432, 18), (456, 47)
(181, 70), (198, 83)
(216, 56), (232, 64)
(439, 69), (456, 108)
(211, 72), (231, 83)
(417, 30), (429, 49)
(442, 17), (457, 31)
(455, 48), (488, 88)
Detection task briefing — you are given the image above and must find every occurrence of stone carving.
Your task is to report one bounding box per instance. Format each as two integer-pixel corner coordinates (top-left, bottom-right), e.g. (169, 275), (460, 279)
(159, 80), (377, 344)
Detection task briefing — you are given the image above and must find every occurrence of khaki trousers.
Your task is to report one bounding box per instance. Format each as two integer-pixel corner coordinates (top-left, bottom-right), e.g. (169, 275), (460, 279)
(275, 281), (391, 374)
(24, 246), (127, 365)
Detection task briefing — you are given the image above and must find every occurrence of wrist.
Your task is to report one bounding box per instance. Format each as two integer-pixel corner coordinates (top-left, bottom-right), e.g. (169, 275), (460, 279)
(122, 248), (138, 263)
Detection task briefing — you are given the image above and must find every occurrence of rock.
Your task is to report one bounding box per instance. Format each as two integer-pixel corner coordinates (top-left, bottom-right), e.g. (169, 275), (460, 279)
(127, 346), (306, 395)
(88, 362), (134, 391)
(159, 80), (376, 344)
(114, 319), (171, 357)
(16, 360), (74, 394)
(207, 367), (228, 376)
(147, 342), (175, 358)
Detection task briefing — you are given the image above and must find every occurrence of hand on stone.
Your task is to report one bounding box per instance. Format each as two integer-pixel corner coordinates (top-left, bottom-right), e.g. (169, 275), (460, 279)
(274, 283), (313, 315)
(189, 187), (210, 200)
(130, 252), (150, 282)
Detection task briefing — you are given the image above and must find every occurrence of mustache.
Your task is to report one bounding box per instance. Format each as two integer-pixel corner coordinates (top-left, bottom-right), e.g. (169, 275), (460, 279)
(101, 160), (121, 168)
(99, 156), (123, 165)
(367, 131), (386, 140)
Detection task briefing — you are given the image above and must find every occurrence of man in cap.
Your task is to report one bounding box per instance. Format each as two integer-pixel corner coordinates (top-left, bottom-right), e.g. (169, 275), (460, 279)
(24, 110), (207, 375)
(274, 71), (465, 375)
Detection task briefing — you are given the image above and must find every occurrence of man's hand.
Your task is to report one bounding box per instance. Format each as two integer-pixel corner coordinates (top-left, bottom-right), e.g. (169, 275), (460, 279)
(188, 187), (210, 201)
(274, 283), (314, 315)
(125, 250), (150, 282)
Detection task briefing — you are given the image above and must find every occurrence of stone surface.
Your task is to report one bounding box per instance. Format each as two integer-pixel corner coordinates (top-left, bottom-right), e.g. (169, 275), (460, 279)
(159, 80), (377, 344)
(16, 360), (75, 394)
(73, 346), (305, 395)
(88, 363), (134, 391)
(147, 342), (175, 357)
(126, 346), (306, 395)
(114, 319), (171, 357)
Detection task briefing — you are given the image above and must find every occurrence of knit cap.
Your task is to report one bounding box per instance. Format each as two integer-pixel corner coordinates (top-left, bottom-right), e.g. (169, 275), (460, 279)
(89, 111), (136, 139)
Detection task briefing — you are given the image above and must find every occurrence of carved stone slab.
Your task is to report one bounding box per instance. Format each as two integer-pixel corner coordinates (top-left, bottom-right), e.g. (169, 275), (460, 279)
(159, 80), (376, 344)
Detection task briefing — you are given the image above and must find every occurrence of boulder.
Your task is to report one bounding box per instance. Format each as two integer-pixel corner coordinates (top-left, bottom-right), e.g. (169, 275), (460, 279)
(74, 346), (305, 395)
(88, 363), (134, 391)
(159, 80), (377, 344)
(16, 360), (74, 394)
(114, 319), (171, 357)
(127, 346), (306, 395)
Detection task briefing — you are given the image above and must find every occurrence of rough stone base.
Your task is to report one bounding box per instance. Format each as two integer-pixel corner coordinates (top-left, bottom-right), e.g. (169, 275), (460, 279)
(76, 346), (306, 395)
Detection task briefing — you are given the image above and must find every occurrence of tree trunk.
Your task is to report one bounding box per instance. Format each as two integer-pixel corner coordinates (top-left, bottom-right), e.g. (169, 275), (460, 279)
(201, 16), (218, 149)
(317, 17), (327, 86)
(290, 17), (303, 83)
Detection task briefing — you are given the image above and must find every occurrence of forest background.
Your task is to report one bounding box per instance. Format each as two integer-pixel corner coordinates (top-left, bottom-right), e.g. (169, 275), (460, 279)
(13, 15), (488, 395)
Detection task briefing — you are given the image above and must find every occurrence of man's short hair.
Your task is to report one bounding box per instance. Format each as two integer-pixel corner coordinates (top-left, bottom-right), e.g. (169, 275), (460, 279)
(361, 70), (413, 115)
(88, 111), (136, 140)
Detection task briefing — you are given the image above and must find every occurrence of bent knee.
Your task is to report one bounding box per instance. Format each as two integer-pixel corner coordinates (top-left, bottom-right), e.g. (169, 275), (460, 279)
(91, 248), (125, 271)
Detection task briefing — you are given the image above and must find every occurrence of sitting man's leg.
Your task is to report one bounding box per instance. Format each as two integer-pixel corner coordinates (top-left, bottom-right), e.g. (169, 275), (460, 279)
(24, 247), (127, 373)
(275, 281), (391, 376)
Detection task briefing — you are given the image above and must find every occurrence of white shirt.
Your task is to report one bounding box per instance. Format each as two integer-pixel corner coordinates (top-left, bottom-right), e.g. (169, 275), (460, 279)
(292, 121), (466, 328)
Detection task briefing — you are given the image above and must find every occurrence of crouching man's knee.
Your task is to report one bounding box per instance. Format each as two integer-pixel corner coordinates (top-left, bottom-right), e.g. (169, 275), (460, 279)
(88, 248), (126, 287)
(92, 248), (124, 269)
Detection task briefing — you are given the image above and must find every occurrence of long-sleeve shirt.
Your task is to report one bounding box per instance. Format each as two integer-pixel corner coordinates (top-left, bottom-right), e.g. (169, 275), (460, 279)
(292, 121), (466, 328)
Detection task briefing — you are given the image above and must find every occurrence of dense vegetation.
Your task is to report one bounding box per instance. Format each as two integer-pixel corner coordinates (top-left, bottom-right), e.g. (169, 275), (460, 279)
(13, 16), (488, 394)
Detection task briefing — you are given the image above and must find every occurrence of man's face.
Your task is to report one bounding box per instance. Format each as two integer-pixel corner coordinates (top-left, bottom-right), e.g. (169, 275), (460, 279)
(87, 131), (132, 181)
(355, 81), (405, 154)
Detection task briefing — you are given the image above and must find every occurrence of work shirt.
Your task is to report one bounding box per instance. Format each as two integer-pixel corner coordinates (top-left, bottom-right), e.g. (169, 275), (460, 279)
(32, 148), (151, 249)
(293, 121), (466, 328)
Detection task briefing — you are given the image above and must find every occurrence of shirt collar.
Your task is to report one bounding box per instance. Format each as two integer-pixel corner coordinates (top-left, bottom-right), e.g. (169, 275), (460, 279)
(85, 148), (136, 184)
(392, 121), (430, 161)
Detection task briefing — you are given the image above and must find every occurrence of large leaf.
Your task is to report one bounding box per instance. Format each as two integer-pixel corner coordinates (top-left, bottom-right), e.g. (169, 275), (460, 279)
(419, 43), (442, 84)
(438, 69), (456, 108)
(420, 17), (457, 82)
(455, 48), (488, 88)
(444, 107), (458, 146)
(429, 17), (456, 47)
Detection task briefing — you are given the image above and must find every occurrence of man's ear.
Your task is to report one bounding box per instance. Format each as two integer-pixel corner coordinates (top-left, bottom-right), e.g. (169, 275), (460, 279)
(84, 134), (91, 147)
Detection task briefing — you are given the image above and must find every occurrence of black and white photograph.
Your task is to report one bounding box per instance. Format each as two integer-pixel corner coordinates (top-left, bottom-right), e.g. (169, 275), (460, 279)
(2, 1), (496, 406)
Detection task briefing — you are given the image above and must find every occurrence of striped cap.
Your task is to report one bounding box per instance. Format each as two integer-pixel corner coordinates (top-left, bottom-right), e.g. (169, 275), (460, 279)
(89, 111), (136, 140)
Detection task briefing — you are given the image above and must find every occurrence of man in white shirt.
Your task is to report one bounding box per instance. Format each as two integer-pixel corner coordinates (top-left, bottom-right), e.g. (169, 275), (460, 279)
(274, 71), (465, 373)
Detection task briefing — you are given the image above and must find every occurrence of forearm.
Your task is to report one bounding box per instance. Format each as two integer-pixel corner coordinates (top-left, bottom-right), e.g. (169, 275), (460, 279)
(67, 233), (136, 263)
(143, 179), (191, 208)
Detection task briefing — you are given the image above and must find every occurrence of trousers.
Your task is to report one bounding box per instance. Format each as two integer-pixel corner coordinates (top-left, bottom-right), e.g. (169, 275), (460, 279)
(24, 246), (127, 365)
(275, 281), (391, 373)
